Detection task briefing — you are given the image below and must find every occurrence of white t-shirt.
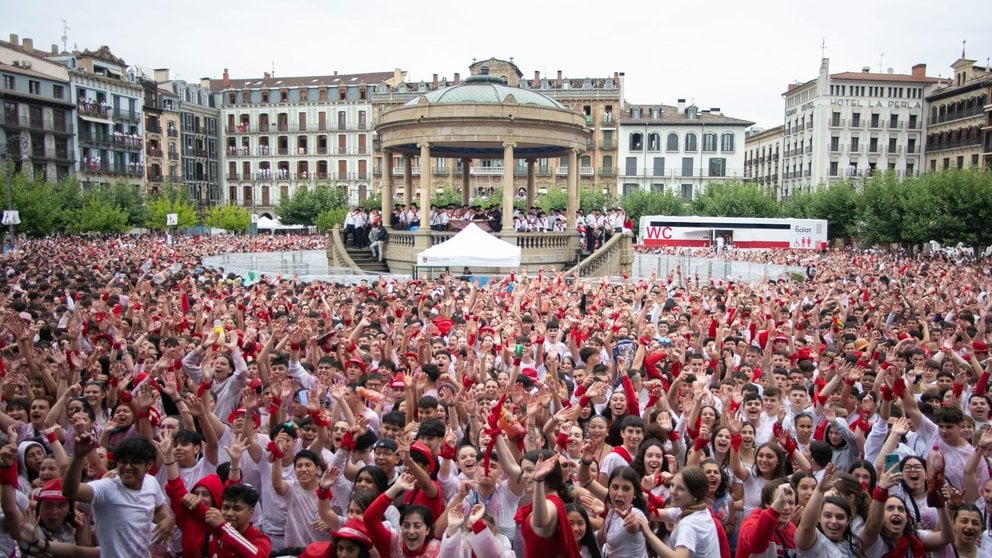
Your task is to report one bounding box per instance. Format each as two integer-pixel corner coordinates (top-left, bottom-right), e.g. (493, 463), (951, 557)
(797, 530), (855, 558)
(599, 449), (633, 481)
(603, 507), (648, 558)
(283, 480), (331, 548)
(90, 473), (166, 557)
(670, 509), (721, 558)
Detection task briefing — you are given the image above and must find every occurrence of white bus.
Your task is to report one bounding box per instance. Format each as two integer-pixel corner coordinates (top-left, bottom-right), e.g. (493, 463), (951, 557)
(638, 215), (828, 250)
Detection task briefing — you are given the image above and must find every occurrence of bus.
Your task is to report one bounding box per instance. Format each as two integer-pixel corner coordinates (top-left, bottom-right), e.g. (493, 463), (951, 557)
(638, 215), (828, 250)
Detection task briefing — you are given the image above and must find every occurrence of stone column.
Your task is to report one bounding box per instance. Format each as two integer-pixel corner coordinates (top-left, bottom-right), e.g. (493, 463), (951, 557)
(382, 149), (393, 219)
(461, 157), (471, 207)
(419, 142), (432, 222)
(526, 158), (536, 207)
(403, 155), (413, 208)
(566, 148), (579, 229)
(501, 142), (516, 232)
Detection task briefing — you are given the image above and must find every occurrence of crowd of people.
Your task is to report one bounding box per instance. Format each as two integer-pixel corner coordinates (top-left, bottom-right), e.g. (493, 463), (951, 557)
(0, 232), (991, 558)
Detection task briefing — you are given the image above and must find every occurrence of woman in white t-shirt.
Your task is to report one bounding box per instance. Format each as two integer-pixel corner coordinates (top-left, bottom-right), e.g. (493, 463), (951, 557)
(635, 465), (724, 558)
(597, 466), (648, 558)
(858, 464), (951, 558)
(796, 464), (866, 558)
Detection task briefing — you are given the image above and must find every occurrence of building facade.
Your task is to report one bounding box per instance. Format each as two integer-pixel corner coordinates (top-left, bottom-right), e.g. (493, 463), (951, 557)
(743, 125), (784, 197)
(142, 70), (182, 196)
(924, 55), (991, 171)
(47, 45), (145, 190)
(212, 68), (392, 214)
(169, 79), (221, 207)
(617, 101), (753, 199)
(370, 58), (623, 202)
(0, 35), (76, 181)
(781, 59), (943, 197)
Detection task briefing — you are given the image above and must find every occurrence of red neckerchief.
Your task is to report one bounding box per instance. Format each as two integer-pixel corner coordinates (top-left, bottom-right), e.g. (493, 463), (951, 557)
(880, 534), (926, 558)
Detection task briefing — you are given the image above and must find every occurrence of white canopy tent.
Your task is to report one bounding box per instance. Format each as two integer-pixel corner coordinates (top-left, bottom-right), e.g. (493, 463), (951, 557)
(256, 215), (305, 231)
(416, 223), (521, 269)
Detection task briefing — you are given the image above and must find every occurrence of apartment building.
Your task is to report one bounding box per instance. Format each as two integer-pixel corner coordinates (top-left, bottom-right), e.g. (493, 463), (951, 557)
(212, 68), (393, 213)
(781, 58), (944, 197)
(165, 78), (221, 207)
(141, 71), (182, 196)
(617, 100), (753, 199)
(924, 54), (991, 171)
(0, 35), (75, 181)
(743, 125), (784, 197)
(46, 44), (145, 190)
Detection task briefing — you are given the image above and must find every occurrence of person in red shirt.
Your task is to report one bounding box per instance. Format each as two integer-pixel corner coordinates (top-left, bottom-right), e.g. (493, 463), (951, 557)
(736, 480), (797, 558)
(189, 484), (271, 558)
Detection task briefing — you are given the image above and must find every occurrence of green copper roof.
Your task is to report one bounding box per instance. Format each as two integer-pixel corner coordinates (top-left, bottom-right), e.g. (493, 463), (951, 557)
(404, 75), (565, 109)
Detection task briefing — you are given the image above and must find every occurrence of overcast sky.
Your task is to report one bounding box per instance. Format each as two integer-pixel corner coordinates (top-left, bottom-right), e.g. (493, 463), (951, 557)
(4, 0), (991, 129)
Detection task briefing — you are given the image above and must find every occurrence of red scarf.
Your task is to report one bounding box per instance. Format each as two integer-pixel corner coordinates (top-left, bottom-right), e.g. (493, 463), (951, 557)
(513, 494), (582, 558)
(880, 535), (926, 558)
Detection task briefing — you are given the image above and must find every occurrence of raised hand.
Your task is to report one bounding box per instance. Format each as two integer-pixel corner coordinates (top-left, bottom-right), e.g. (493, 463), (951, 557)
(446, 505), (466, 536)
(320, 465), (340, 490)
(531, 452), (559, 483)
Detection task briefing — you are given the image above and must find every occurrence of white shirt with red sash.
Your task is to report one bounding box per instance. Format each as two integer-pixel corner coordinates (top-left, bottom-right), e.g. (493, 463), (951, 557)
(599, 445), (635, 480)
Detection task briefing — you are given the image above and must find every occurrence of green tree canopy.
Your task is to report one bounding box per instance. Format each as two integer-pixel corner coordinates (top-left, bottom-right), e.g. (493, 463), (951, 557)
(693, 181), (779, 217)
(68, 197), (129, 234)
(277, 185), (348, 226)
(145, 185), (199, 230)
(204, 204), (252, 232)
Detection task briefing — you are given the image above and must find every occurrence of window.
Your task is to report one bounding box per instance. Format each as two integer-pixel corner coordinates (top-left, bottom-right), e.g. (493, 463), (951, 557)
(708, 158), (726, 177)
(681, 184), (693, 200)
(685, 133), (697, 152)
(27, 80), (40, 95)
(653, 157), (665, 176)
(681, 157), (694, 177)
(2, 75), (13, 89)
(831, 111), (841, 126)
(622, 183), (638, 196)
(666, 133), (679, 151)
(651, 183), (664, 193)
(647, 133), (660, 151)
(889, 114), (898, 128)
(703, 133), (717, 152)
(830, 136), (840, 151)
(851, 113), (861, 127)
(721, 133), (735, 152)
(53, 85), (64, 99)
(851, 137), (860, 151)
(870, 113), (880, 128)
(869, 137), (878, 153)
(957, 156), (964, 169)
(908, 115), (918, 129)
(629, 133), (643, 151)
(829, 161), (839, 176)
(906, 162), (914, 176)
(907, 138), (916, 153)
(888, 138), (897, 153)
(625, 157), (637, 176)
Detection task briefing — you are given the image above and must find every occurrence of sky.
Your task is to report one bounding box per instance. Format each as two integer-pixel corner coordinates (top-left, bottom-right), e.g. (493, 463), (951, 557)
(3, 0), (991, 129)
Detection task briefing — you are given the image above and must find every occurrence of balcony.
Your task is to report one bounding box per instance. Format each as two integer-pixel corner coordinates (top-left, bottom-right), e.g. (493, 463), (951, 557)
(146, 122), (163, 134)
(317, 146), (328, 155)
(600, 140), (616, 149)
(227, 172), (240, 181)
(829, 118), (846, 128)
(226, 146), (251, 157)
(148, 172), (163, 183)
(601, 114), (616, 126)
(585, 138), (595, 149)
(77, 102), (110, 119)
(580, 166), (594, 176)
(167, 128), (179, 138)
(555, 167), (569, 176)
(113, 108), (139, 122)
(848, 145), (861, 154)
(78, 131), (112, 146)
(256, 146), (272, 156)
(226, 124), (251, 134)
(472, 167), (504, 175)
(599, 167), (617, 177)
(830, 144), (844, 153)
(905, 121), (920, 130)
(146, 147), (163, 158)
(537, 167), (551, 176)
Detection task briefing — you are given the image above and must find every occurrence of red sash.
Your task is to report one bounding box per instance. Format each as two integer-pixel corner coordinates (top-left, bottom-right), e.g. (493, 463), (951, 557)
(611, 446), (634, 464)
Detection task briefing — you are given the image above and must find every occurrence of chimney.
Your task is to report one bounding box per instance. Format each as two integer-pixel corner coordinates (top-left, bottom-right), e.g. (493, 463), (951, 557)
(8, 34), (17, 46)
(453, 72), (460, 85)
(556, 70), (562, 88)
(263, 72), (270, 79)
(154, 68), (170, 82)
(22, 38), (33, 51)
(200, 77), (211, 89)
(613, 71), (620, 87)
(222, 68), (230, 87)
(677, 98), (686, 114)
(534, 70), (540, 87)
(50, 44), (58, 54)
(432, 73), (438, 90)
(912, 63), (926, 79)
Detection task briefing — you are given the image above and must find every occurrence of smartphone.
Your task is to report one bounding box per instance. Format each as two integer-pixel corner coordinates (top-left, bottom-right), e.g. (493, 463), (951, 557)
(884, 453), (901, 473)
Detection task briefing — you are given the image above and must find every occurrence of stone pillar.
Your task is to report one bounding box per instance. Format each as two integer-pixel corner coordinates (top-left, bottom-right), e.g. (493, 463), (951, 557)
(419, 142), (432, 222)
(526, 158), (536, 208)
(566, 148), (579, 229)
(461, 158), (471, 207)
(382, 149), (394, 220)
(501, 142), (516, 232)
(403, 155), (413, 208)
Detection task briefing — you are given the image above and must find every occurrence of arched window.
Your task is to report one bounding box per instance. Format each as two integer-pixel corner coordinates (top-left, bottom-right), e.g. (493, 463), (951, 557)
(647, 133), (660, 151)
(703, 132), (718, 152)
(630, 133), (643, 151)
(721, 133), (735, 152)
(685, 133), (697, 152)
(667, 133), (679, 151)
(602, 155), (613, 170)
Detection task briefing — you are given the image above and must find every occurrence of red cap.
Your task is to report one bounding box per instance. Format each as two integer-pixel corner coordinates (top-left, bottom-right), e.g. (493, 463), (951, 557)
(973, 341), (989, 353)
(409, 441), (436, 476)
(34, 479), (68, 502)
(432, 318), (454, 336)
(226, 408), (261, 429)
(390, 372), (407, 389)
(345, 358), (367, 374)
(329, 518), (372, 549)
(520, 367), (538, 381)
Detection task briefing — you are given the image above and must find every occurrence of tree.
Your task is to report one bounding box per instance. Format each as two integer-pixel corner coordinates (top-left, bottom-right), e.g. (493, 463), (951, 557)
(69, 198), (129, 234)
(204, 204), (251, 232)
(277, 185), (348, 226)
(808, 182), (859, 241)
(693, 181), (779, 217)
(857, 172), (910, 246)
(535, 188), (568, 214)
(7, 170), (71, 236)
(145, 185), (198, 230)
(620, 188), (688, 226)
(315, 208), (348, 232)
(578, 188), (617, 214)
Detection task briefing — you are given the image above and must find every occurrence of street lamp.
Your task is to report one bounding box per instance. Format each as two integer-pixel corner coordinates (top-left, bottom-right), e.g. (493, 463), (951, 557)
(2, 134), (28, 253)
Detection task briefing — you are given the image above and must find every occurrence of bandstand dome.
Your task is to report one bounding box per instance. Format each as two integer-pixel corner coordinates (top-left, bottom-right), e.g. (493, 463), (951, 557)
(403, 75), (566, 109)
